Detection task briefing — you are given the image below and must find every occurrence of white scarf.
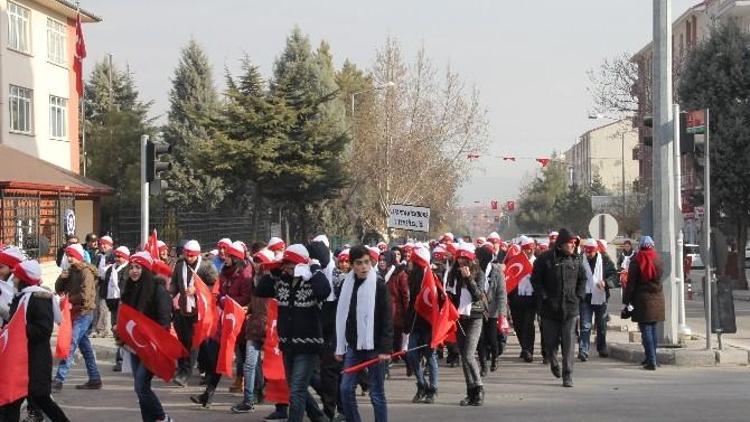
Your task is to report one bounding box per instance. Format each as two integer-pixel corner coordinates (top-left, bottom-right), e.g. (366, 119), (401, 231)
(584, 253), (607, 305)
(335, 267), (377, 356)
(621, 251), (634, 272)
(483, 262), (493, 293)
(19, 285), (62, 324)
(444, 261), (455, 294)
(98, 253), (110, 279)
(182, 256), (201, 312)
(324, 253), (337, 302)
(107, 263), (127, 299)
(383, 265), (396, 284)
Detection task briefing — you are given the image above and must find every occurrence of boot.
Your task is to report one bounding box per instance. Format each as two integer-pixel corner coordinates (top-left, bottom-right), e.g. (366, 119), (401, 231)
(423, 386), (437, 404)
(490, 358), (498, 372)
(472, 386), (485, 406)
(460, 386), (476, 407)
(480, 359), (488, 377)
(190, 386), (216, 408)
(412, 383), (426, 403)
(229, 377), (244, 393)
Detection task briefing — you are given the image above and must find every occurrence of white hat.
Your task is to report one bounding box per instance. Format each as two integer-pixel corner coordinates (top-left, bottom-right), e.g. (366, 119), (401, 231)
(282, 244), (309, 265)
(184, 240), (201, 257)
(268, 237), (286, 252)
(0, 246), (25, 268)
(519, 236), (534, 247)
(440, 232), (454, 243)
(475, 237), (487, 245)
(337, 248), (351, 261)
(313, 234), (330, 248)
(487, 232), (501, 241)
(99, 236), (113, 246)
(253, 248), (276, 264)
(582, 238), (598, 249)
(412, 246), (431, 268)
(227, 241), (246, 259)
(114, 246), (131, 259)
(13, 260), (42, 285)
(217, 238), (232, 249)
(65, 243), (85, 262)
(456, 243), (476, 260)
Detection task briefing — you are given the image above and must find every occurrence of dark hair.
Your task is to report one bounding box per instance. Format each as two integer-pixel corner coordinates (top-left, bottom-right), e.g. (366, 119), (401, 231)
(250, 241), (266, 255)
(623, 240), (632, 246)
(476, 246), (494, 270)
(85, 233), (98, 242)
(448, 258), (480, 290)
(349, 245), (370, 262)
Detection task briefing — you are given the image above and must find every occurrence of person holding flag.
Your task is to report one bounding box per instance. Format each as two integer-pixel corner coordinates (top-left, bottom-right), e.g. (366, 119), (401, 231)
(0, 246), (25, 324)
(476, 244), (507, 375)
(170, 240), (218, 387)
(507, 236), (537, 363)
(404, 245), (441, 404)
(336, 245), (393, 422)
(118, 251), (175, 422)
(0, 260), (69, 422)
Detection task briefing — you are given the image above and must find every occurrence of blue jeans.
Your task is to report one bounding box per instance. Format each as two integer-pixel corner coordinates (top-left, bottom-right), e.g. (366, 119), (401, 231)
(242, 341), (262, 404)
(283, 352), (325, 422)
(405, 328), (438, 389)
(639, 322), (658, 365)
(131, 353), (166, 422)
(340, 349), (387, 422)
(578, 299), (608, 357)
(54, 313), (101, 382)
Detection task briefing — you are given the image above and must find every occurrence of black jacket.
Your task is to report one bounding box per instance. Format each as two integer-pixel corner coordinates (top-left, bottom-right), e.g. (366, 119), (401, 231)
(531, 248), (587, 321)
(582, 253), (619, 303)
(10, 290), (55, 396)
(101, 263), (128, 300)
(344, 275), (394, 355)
(255, 269), (331, 354)
(448, 266), (486, 320)
(121, 274), (172, 329)
(170, 257), (219, 316)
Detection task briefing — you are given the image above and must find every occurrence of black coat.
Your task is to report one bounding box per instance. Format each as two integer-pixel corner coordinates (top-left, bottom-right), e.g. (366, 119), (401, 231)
(10, 290), (55, 396)
(531, 248), (587, 321)
(255, 269), (332, 354)
(170, 257), (218, 316)
(344, 275), (394, 355)
(121, 274), (172, 329)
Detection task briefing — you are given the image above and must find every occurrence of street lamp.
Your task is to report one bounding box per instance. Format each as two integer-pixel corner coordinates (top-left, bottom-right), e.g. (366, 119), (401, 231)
(588, 114), (627, 219)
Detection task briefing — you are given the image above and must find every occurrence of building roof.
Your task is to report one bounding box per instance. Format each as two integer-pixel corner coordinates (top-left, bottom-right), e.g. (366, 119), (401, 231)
(32, 0), (102, 23)
(0, 145), (112, 196)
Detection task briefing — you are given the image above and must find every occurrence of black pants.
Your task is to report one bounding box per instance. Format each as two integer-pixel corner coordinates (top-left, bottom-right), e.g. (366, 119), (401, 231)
(174, 313), (197, 376)
(478, 317), (499, 367)
(199, 338), (222, 389)
(106, 299), (123, 364)
(310, 349), (342, 419)
(509, 294), (537, 356)
(542, 317), (577, 379)
(2, 395), (69, 422)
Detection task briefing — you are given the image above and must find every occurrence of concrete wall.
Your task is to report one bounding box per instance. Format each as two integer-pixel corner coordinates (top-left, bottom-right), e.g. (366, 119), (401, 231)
(74, 199), (93, 240)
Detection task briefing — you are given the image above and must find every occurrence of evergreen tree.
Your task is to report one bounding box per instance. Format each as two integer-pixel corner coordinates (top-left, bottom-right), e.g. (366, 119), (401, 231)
(163, 40), (224, 210)
(679, 21), (750, 287)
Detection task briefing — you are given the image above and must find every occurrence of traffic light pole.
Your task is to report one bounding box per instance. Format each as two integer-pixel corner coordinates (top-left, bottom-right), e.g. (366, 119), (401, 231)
(674, 104), (691, 339)
(704, 108), (712, 350)
(140, 134), (149, 248)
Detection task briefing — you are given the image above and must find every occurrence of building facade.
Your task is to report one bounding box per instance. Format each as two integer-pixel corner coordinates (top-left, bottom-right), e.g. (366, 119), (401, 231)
(565, 119), (639, 194)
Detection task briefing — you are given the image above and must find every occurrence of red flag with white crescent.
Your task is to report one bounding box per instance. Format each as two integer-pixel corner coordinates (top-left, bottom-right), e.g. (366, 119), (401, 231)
(504, 253), (533, 293)
(0, 301), (28, 405)
(216, 297), (246, 377)
(54, 296), (72, 359)
(263, 300), (289, 404)
(116, 304), (187, 382)
(415, 269), (439, 323)
(74, 12), (86, 97)
(431, 281), (459, 348)
(191, 272), (216, 349)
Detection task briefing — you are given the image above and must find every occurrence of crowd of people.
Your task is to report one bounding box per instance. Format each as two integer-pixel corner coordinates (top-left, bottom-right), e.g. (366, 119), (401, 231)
(0, 228), (666, 422)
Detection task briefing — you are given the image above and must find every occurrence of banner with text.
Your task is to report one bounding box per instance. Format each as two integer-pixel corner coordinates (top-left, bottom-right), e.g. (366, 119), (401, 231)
(388, 204), (431, 233)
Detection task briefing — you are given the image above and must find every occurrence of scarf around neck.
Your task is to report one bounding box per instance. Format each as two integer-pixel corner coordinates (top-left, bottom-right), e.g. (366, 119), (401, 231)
(637, 248), (658, 281)
(335, 268), (377, 356)
(584, 253), (606, 305)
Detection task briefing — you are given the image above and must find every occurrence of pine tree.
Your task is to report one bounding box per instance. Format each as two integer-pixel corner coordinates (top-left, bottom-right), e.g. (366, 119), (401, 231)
(678, 21), (750, 288)
(163, 40), (224, 210)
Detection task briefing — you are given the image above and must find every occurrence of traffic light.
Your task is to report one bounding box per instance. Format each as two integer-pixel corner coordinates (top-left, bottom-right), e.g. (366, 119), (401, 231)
(678, 112), (696, 154)
(146, 140), (172, 195)
(642, 115), (653, 146)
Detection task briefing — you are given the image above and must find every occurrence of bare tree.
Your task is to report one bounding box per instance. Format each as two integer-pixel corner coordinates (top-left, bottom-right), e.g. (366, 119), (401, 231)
(587, 52), (644, 116)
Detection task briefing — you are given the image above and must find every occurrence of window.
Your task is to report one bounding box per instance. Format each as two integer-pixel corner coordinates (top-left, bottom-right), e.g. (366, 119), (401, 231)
(49, 95), (67, 139)
(47, 18), (66, 65)
(9, 85), (33, 134)
(7, 2), (31, 53)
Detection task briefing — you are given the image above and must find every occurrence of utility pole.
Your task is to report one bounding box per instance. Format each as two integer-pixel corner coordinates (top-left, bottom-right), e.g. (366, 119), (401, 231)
(704, 108), (713, 350)
(140, 135), (149, 247)
(674, 104), (691, 339)
(652, 0), (679, 345)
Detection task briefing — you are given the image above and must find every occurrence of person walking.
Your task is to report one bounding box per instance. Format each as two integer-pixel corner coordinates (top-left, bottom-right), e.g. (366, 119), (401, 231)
(476, 244), (507, 374)
(508, 236), (538, 363)
(623, 236), (664, 371)
(93, 236), (114, 338)
(578, 239), (618, 361)
(105, 246), (130, 372)
(531, 229), (587, 388)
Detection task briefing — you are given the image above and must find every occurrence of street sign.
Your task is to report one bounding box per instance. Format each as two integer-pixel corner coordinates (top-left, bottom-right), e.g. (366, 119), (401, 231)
(588, 213), (618, 242)
(64, 209), (76, 236)
(686, 109), (706, 134)
(695, 206), (705, 218)
(388, 204), (431, 233)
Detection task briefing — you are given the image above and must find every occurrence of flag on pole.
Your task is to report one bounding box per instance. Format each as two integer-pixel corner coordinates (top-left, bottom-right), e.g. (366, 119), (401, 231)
(74, 11), (87, 97)
(216, 297), (246, 377)
(503, 253), (533, 293)
(146, 229), (159, 260)
(191, 273), (217, 350)
(263, 300), (289, 404)
(54, 296), (72, 359)
(0, 302), (28, 405)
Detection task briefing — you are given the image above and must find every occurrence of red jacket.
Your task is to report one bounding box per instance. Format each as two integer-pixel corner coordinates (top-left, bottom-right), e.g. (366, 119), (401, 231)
(219, 262), (253, 307)
(388, 269), (410, 330)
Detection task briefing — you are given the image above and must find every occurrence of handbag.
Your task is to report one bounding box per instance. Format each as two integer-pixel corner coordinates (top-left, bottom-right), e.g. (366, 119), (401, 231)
(620, 304), (634, 320)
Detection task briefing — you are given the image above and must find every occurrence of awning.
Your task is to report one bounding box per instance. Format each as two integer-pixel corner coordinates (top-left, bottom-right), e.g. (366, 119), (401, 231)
(0, 145), (112, 196)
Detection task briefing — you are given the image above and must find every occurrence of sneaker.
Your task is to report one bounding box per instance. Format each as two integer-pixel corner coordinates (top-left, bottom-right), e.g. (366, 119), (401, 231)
(231, 402), (254, 414)
(563, 377), (574, 388)
(113, 362), (122, 372)
(75, 379), (103, 390)
(22, 410), (44, 422)
(51, 379), (63, 392)
(265, 409), (288, 421)
(598, 351), (610, 358)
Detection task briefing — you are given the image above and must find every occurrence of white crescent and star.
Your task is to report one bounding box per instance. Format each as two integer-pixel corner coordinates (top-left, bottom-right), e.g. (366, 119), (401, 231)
(125, 320), (147, 348)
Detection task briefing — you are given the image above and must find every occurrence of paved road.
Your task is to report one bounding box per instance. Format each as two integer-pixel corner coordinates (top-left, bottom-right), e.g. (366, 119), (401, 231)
(50, 339), (750, 422)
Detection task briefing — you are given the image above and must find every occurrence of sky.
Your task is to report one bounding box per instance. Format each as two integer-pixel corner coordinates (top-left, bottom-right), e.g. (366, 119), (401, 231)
(84, 0), (699, 206)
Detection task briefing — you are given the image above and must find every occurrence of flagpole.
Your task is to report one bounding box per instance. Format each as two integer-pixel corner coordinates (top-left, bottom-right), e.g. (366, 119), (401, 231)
(341, 344), (429, 374)
(76, 1), (86, 177)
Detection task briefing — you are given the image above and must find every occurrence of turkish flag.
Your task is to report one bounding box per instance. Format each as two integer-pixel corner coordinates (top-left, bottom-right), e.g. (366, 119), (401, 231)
(146, 229), (159, 260)
(263, 300), (289, 404)
(504, 253), (533, 293)
(191, 272), (217, 349)
(216, 297), (246, 377)
(415, 269), (439, 324)
(55, 296), (72, 359)
(430, 282), (459, 348)
(536, 158), (551, 167)
(116, 304), (188, 382)
(0, 302), (28, 405)
(74, 13), (86, 97)
(490, 200), (498, 210)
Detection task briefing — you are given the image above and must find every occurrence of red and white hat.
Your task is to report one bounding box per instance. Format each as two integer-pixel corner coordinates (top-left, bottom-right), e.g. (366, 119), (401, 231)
(184, 240), (201, 257)
(152, 261), (173, 278)
(377, 241), (388, 251)
(227, 241), (246, 260)
(0, 246), (24, 269)
(114, 246), (131, 259)
(282, 244), (309, 265)
(538, 241), (550, 252)
(312, 234), (330, 248)
(475, 237), (487, 246)
(157, 240), (168, 251)
(367, 246), (381, 263)
(456, 243), (476, 261)
(337, 248), (351, 262)
(268, 237), (286, 252)
(411, 246), (431, 268)
(217, 238), (232, 250)
(65, 244), (85, 262)
(253, 248), (275, 264)
(432, 244), (448, 261)
(582, 238), (598, 252)
(597, 239), (608, 253)
(13, 260), (42, 286)
(439, 232), (454, 243)
(130, 251), (154, 272)
(99, 236), (113, 247)
(549, 231), (559, 242)
(487, 232), (501, 243)
(519, 236), (536, 251)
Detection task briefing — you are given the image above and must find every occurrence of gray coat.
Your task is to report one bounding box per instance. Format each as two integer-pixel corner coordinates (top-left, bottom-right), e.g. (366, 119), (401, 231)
(486, 263), (508, 319)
